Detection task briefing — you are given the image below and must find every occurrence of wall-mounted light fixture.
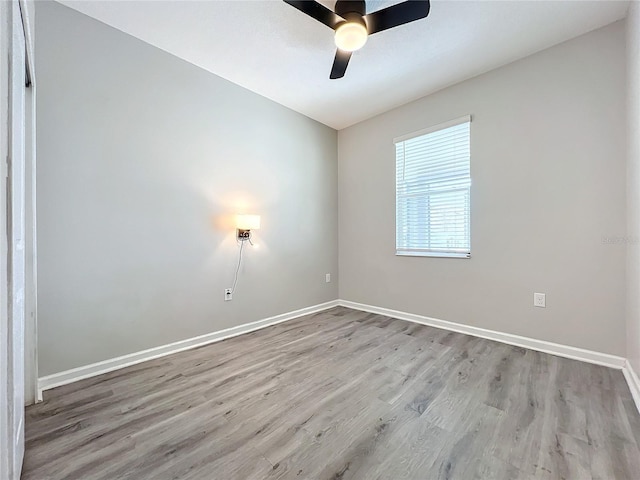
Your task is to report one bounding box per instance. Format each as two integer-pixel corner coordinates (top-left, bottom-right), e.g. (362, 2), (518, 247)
(236, 214), (260, 241)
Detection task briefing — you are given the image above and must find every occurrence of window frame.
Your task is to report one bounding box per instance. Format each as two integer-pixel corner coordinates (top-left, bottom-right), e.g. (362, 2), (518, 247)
(394, 115), (472, 259)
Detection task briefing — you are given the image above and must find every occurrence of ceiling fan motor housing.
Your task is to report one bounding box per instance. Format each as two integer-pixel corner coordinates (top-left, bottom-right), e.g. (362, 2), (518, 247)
(335, 0), (367, 20)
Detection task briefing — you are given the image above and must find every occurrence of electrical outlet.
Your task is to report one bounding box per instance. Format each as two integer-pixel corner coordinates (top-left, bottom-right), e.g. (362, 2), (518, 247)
(326, 273), (331, 283)
(224, 288), (232, 301)
(534, 293), (546, 308)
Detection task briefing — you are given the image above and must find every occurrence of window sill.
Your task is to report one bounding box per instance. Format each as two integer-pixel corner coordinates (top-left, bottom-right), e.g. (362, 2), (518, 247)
(396, 251), (471, 259)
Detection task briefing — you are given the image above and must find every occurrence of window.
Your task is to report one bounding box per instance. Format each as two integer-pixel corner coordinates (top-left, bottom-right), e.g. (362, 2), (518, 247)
(395, 116), (471, 258)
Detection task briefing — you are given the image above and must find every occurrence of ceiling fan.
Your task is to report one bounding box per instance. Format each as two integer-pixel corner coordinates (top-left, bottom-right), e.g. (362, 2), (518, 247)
(283, 0), (431, 79)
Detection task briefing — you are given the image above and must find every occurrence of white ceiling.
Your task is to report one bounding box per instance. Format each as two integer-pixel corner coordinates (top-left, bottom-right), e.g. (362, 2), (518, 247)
(58, 0), (630, 129)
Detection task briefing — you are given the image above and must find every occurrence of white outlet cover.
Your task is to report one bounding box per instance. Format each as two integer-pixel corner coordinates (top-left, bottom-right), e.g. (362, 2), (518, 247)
(534, 293), (546, 308)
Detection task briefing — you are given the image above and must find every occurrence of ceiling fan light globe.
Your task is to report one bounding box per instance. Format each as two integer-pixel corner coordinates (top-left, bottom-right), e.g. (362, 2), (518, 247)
(334, 22), (368, 52)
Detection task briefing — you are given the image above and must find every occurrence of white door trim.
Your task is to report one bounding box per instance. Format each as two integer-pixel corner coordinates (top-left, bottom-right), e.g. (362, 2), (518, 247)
(0, 4), (11, 478)
(1, 1), (30, 478)
(19, 0), (37, 407)
(9, 1), (27, 475)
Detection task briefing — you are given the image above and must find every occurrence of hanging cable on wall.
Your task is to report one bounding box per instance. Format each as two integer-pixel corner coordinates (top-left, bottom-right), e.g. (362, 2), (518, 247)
(230, 234), (246, 294)
(225, 214), (260, 301)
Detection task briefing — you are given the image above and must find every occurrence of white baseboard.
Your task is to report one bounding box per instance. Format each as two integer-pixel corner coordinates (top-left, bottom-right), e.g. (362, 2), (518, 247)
(37, 300), (339, 401)
(37, 298), (634, 410)
(623, 360), (640, 414)
(338, 300), (626, 370)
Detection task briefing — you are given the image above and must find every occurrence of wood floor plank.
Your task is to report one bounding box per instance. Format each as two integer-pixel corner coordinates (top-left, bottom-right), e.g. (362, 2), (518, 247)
(22, 307), (640, 480)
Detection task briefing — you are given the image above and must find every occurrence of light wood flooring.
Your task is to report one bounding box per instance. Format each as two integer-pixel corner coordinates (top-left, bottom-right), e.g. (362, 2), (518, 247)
(23, 307), (640, 479)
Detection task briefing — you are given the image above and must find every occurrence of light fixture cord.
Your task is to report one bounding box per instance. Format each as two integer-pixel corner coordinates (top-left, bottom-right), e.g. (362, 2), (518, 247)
(231, 237), (246, 294)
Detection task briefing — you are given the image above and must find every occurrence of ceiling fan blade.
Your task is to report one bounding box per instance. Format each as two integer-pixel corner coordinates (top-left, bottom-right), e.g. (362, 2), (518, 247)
(330, 49), (352, 79)
(283, 1), (345, 29)
(364, 0), (431, 35)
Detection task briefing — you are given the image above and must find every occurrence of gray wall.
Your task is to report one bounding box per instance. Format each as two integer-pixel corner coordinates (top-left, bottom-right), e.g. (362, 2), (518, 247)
(339, 22), (627, 356)
(628, 2), (640, 373)
(36, 1), (338, 376)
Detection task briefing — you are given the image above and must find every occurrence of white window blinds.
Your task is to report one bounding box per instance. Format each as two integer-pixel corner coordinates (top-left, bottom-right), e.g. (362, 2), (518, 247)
(395, 116), (471, 258)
